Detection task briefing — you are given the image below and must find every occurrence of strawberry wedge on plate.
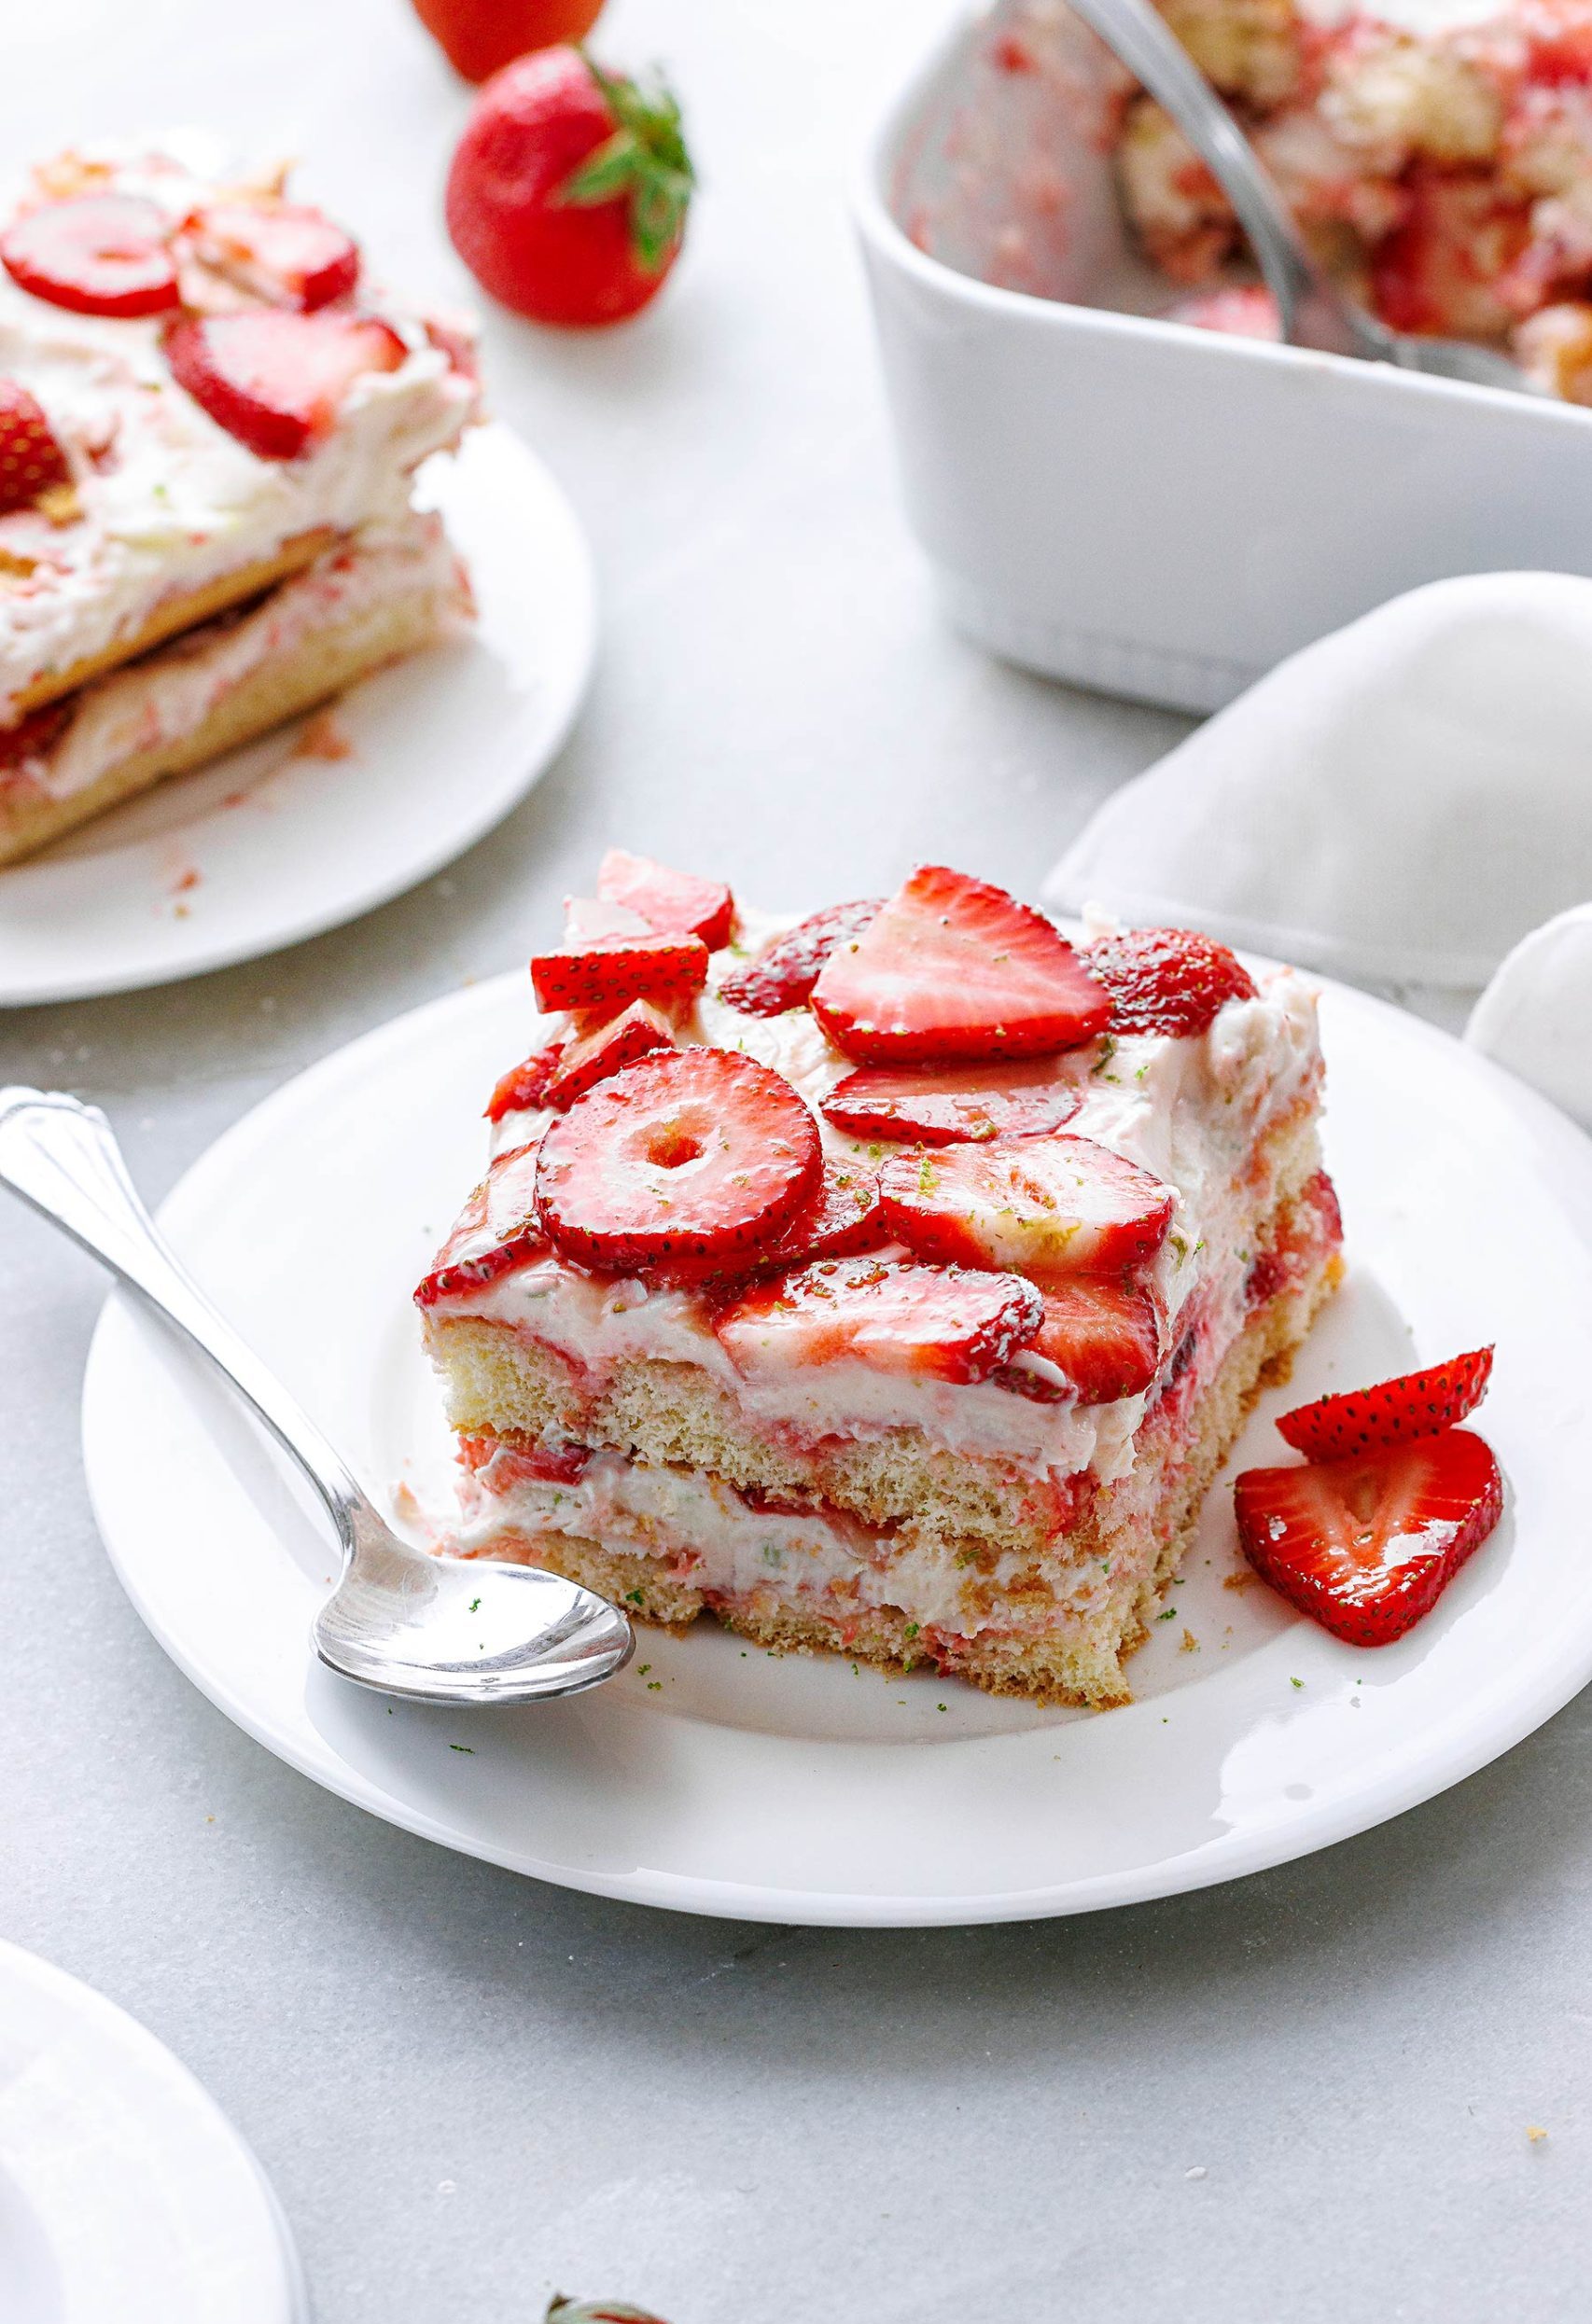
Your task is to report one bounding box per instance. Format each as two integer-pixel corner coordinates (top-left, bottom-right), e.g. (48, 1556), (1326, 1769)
(419, 857), (1349, 1709)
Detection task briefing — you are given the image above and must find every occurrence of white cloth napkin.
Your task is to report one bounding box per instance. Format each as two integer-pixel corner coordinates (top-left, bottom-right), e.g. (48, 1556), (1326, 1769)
(1466, 901), (1592, 1133)
(1045, 571), (1592, 990)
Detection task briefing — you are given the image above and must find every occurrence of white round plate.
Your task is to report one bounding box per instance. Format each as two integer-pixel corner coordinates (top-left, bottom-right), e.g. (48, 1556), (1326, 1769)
(81, 972), (1592, 1927)
(0, 424), (594, 1006)
(0, 1939), (306, 2323)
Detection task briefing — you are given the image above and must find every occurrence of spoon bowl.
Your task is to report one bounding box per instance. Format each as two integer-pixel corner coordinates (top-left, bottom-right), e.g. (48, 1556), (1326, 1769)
(0, 1086), (634, 1709)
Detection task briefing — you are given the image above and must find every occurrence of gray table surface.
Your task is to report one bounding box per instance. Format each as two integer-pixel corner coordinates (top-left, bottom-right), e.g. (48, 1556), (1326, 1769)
(3, 2), (1586, 2318)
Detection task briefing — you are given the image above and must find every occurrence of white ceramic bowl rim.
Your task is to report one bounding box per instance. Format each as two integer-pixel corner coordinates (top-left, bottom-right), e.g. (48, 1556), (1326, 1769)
(849, 3), (1592, 425)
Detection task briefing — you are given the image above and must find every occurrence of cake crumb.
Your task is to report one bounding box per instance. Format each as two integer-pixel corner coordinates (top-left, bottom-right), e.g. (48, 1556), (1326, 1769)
(292, 708), (356, 761)
(1180, 1628), (1199, 1653)
(1528, 2125), (1548, 2144)
(1223, 1571), (1255, 1593)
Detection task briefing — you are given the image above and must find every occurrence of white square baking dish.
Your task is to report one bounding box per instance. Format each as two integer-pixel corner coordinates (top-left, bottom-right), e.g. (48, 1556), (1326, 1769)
(855, 0), (1592, 712)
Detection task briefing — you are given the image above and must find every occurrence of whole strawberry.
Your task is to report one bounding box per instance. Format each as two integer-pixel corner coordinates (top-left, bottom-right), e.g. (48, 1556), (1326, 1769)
(446, 47), (692, 327)
(414, 0), (605, 84)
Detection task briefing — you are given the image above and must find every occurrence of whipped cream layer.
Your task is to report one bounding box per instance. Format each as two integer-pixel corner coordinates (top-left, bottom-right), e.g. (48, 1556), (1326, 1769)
(0, 148), (477, 719)
(455, 1445), (1120, 1644)
(1, 510), (468, 804)
(433, 907), (1326, 1486)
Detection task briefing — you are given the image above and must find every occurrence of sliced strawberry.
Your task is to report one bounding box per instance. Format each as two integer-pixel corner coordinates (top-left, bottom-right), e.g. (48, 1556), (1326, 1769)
(715, 1255), (1042, 1385)
(1277, 1346), (1494, 1461)
(484, 1029), (566, 1121)
(879, 1134), (1175, 1276)
(189, 201), (360, 311)
(541, 999), (673, 1109)
(1235, 1429), (1504, 1646)
(717, 898), (885, 1017)
(1081, 926), (1257, 1037)
(535, 1048), (820, 1272)
(0, 381), (70, 518)
(563, 895), (650, 942)
(752, 1158), (888, 1269)
(163, 311), (407, 460)
(414, 1141), (547, 1305)
(820, 1061), (1082, 1146)
(457, 1433), (590, 1486)
(1021, 1274), (1164, 1403)
(529, 930), (707, 1015)
(597, 847), (734, 949)
(1, 194), (180, 318)
(811, 866), (1112, 1065)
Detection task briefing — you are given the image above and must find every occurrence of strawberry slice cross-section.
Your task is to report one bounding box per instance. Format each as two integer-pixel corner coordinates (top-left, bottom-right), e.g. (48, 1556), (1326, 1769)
(1276, 1346), (1494, 1461)
(534, 1047), (820, 1274)
(163, 311), (407, 460)
(879, 1134), (1176, 1277)
(189, 201), (361, 312)
(2, 193), (180, 317)
(1008, 1274), (1165, 1405)
(715, 1255), (1043, 1385)
(810, 865), (1111, 1065)
(529, 930), (707, 1015)
(1235, 1428), (1504, 1646)
(820, 1061), (1082, 1147)
(596, 848), (734, 950)
(414, 1141), (548, 1305)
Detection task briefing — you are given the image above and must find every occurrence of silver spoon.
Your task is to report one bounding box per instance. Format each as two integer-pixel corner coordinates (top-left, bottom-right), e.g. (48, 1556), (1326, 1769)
(1067, 0), (1539, 393)
(0, 1086), (634, 1706)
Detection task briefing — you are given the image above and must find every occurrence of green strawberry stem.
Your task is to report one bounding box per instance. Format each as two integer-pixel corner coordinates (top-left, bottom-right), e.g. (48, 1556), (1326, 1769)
(558, 55), (694, 273)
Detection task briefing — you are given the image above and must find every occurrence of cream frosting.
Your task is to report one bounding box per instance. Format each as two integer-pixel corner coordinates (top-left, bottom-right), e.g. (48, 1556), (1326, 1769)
(454, 1446), (1122, 1642)
(0, 146), (477, 719)
(436, 904), (1327, 1485)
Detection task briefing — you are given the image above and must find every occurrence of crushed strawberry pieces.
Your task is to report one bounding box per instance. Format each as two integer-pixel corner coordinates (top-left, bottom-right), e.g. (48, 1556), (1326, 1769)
(1236, 1347), (1504, 1644)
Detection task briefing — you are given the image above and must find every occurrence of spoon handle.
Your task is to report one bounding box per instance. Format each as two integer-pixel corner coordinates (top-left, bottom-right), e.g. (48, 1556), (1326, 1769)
(0, 1087), (362, 1542)
(1064, 0), (1390, 359)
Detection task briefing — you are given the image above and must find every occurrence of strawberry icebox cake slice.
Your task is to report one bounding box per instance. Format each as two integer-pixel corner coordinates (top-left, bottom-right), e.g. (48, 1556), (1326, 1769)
(415, 856), (1348, 1709)
(0, 145), (479, 865)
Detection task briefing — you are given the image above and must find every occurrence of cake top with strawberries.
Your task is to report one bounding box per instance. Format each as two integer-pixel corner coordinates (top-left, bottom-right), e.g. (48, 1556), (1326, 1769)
(418, 856), (1327, 1465)
(0, 143), (478, 717)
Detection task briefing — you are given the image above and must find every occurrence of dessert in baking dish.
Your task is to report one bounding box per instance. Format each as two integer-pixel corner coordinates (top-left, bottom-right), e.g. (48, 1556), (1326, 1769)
(1112, 0), (1592, 397)
(0, 146), (478, 864)
(415, 856), (1344, 1707)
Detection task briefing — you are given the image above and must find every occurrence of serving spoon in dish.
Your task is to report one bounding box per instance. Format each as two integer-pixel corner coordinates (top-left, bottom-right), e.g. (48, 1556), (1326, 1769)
(1067, 0), (1540, 393)
(0, 1085), (635, 1707)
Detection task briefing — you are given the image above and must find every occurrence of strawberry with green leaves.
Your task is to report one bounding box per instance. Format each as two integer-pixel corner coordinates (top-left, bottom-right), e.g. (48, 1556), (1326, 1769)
(446, 47), (693, 327)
